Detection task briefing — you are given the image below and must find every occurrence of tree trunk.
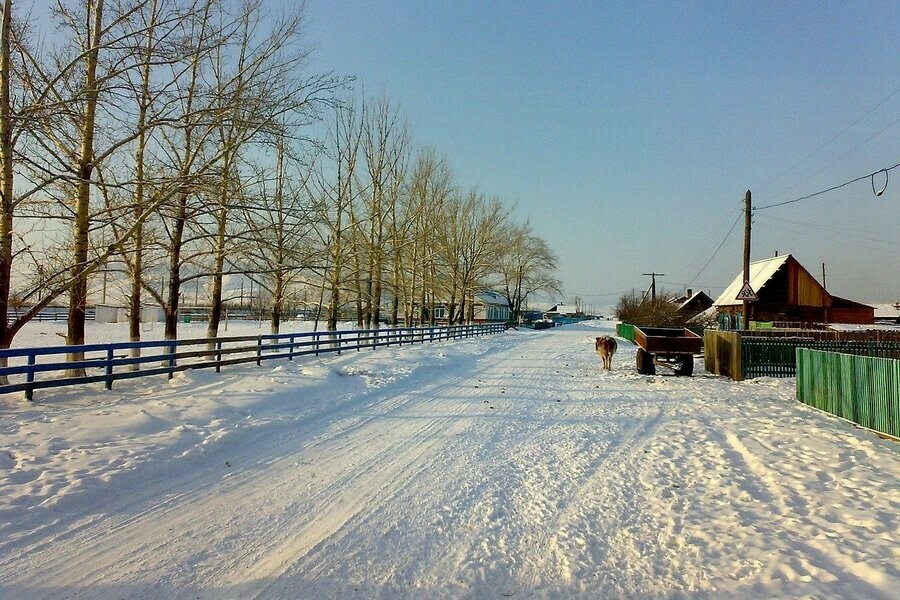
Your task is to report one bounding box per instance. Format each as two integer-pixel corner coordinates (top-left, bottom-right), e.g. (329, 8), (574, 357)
(206, 205), (227, 343)
(270, 273), (283, 335)
(371, 257), (382, 328)
(129, 0), (158, 369)
(67, 0), (105, 375)
(164, 187), (188, 340)
(0, 0), (14, 381)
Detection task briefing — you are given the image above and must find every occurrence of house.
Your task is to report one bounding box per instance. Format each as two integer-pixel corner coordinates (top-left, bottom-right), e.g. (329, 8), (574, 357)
(670, 288), (714, 320)
(714, 254), (874, 329)
(872, 303), (900, 325)
(543, 303), (579, 319)
(430, 290), (510, 323)
(472, 290), (510, 323)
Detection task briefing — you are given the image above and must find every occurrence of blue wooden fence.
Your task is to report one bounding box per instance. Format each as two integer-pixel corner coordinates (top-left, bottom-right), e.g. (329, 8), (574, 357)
(0, 323), (506, 401)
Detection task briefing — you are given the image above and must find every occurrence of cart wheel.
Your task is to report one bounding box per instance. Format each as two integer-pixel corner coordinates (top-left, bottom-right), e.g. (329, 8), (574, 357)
(636, 348), (656, 375)
(673, 355), (694, 377)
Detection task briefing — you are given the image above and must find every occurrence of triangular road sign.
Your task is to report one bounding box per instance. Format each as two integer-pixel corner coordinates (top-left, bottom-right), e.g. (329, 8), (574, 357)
(736, 281), (758, 301)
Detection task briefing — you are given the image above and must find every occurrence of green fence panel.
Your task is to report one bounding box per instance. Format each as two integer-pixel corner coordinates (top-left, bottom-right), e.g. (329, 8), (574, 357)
(796, 348), (899, 438)
(743, 338), (900, 379)
(616, 323), (635, 343)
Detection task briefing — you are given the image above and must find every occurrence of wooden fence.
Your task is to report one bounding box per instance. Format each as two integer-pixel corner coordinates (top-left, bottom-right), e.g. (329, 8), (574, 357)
(703, 330), (744, 380)
(0, 323), (506, 401)
(704, 329), (900, 381)
(797, 349), (900, 439)
(741, 328), (900, 342)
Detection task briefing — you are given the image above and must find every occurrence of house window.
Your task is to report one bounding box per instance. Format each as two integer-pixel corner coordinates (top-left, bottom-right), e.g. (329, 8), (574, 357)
(486, 305), (508, 321)
(433, 306), (446, 319)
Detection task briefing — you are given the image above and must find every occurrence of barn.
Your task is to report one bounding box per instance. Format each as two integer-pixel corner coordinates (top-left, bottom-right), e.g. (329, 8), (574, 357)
(714, 254), (874, 329)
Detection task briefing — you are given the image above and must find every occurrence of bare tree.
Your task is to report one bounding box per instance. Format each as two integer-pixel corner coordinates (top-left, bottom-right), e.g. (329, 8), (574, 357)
(358, 95), (408, 328)
(4, 0), (194, 368)
(314, 100), (363, 332)
(196, 1), (339, 340)
(0, 0), (17, 355)
(240, 137), (319, 334)
(435, 189), (508, 324)
(615, 289), (685, 327)
(498, 221), (561, 322)
(396, 147), (452, 325)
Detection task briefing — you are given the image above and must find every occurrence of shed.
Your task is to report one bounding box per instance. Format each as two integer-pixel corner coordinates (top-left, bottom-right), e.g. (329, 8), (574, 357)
(95, 304), (128, 323)
(714, 254), (874, 328)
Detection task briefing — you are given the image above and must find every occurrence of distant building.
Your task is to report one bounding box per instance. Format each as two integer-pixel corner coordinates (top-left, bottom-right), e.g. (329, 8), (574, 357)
(714, 254), (874, 329)
(670, 288), (714, 320)
(472, 290), (510, 323)
(872, 303), (900, 325)
(432, 290), (510, 323)
(543, 303), (579, 319)
(95, 304), (129, 324)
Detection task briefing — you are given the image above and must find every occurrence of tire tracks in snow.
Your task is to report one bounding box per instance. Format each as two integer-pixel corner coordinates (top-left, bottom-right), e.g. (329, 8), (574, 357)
(0, 339), (507, 597)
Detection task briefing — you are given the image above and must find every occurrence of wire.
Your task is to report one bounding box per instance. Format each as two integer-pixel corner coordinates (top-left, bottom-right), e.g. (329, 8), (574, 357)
(755, 160), (900, 211)
(756, 85), (900, 194)
(769, 115), (900, 201)
(755, 213), (900, 249)
(686, 210), (743, 288)
(567, 290), (631, 298)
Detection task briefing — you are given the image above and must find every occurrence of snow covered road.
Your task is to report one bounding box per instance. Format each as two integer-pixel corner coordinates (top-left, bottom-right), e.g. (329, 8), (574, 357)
(1, 321), (898, 599)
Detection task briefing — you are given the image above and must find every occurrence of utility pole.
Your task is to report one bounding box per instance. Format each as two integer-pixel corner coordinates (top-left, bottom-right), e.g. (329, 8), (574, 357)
(642, 272), (665, 302)
(822, 263), (827, 290)
(743, 190), (752, 328)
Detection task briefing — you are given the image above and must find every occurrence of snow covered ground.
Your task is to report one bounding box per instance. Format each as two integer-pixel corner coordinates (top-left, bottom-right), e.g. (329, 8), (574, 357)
(1, 320), (897, 599)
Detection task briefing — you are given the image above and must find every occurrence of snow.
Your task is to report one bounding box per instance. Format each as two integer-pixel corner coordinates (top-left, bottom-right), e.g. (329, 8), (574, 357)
(1, 320), (898, 599)
(714, 254), (791, 307)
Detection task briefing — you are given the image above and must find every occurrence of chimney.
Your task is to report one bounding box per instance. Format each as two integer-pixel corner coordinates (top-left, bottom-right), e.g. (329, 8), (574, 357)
(686, 288), (692, 297)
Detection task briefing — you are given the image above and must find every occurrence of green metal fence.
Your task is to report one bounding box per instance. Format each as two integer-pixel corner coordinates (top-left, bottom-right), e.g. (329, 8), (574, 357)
(741, 338), (900, 379)
(616, 323), (635, 343)
(797, 349), (900, 438)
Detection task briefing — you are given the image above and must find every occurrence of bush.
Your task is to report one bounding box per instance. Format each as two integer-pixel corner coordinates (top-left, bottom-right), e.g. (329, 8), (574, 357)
(614, 290), (687, 327)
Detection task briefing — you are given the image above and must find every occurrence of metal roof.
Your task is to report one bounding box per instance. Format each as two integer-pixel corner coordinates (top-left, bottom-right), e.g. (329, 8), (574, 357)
(714, 254), (791, 307)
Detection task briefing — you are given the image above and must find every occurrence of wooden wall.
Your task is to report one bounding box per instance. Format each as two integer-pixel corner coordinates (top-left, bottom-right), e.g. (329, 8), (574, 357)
(703, 330), (743, 381)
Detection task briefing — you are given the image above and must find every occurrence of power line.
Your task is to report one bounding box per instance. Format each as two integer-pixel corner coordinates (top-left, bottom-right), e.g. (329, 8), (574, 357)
(768, 115), (900, 202)
(756, 213), (900, 250)
(686, 210), (743, 287)
(755, 160), (900, 211)
(567, 291), (630, 298)
(756, 85), (900, 194)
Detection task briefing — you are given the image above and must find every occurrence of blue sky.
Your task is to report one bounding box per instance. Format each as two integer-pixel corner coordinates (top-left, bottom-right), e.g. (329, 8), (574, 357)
(300, 1), (900, 309)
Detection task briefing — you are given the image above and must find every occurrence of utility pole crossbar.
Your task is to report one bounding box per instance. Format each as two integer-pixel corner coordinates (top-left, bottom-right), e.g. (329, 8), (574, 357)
(642, 272), (665, 303)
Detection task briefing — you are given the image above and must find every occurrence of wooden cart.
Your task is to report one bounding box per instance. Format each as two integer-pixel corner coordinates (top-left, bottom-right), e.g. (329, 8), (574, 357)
(633, 326), (702, 376)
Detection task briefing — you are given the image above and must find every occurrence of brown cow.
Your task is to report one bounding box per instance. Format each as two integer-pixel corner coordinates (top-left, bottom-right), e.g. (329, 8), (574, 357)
(595, 335), (617, 370)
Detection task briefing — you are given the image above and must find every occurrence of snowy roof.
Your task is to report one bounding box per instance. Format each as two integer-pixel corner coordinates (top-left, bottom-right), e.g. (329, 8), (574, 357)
(544, 303), (579, 316)
(714, 254), (791, 307)
(690, 305), (717, 323)
(871, 303), (900, 320)
(475, 290), (507, 305)
(674, 290), (713, 311)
